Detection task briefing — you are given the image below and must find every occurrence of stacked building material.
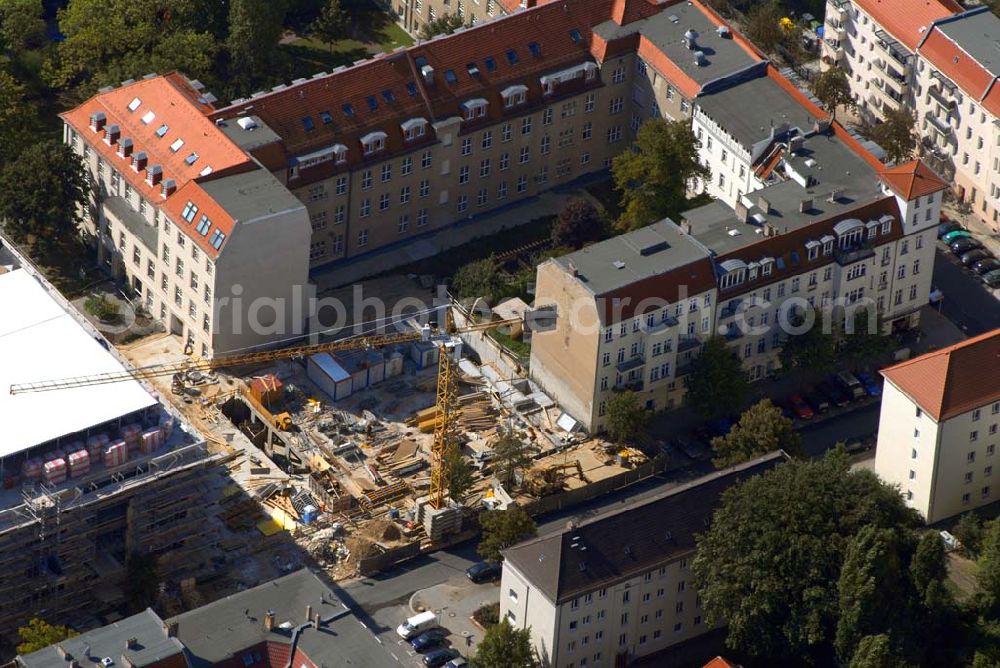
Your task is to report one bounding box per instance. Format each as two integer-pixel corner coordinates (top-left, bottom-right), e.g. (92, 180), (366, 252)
(104, 440), (129, 467)
(159, 416), (175, 439)
(121, 423), (142, 452)
(140, 427), (162, 454)
(21, 457), (42, 481)
(68, 449), (91, 478)
(43, 458), (67, 485)
(87, 433), (110, 460)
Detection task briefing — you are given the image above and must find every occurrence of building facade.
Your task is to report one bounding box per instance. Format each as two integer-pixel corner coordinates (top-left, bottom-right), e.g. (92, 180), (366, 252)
(875, 329), (1000, 524)
(820, 0), (1000, 231)
(500, 453), (786, 667)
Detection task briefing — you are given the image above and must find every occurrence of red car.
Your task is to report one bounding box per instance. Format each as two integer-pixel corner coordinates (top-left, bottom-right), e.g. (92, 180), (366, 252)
(788, 394), (814, 420)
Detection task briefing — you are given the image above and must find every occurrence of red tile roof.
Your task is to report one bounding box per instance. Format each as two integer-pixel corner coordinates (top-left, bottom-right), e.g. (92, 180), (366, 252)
(881, 328), (1000, 421)
(917, 17), (1000, 117)
(879, 159), (948, 200)
(61, 75), (254, 259)
(854, 0), (961, 50)
(703, 658), (739, 668)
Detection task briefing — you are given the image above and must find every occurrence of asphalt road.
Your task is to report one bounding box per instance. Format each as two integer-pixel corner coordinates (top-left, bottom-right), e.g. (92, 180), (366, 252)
(933, 247), (1000, 336)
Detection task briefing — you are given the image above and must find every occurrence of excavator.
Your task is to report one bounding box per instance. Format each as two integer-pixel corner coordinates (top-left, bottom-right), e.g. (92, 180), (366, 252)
(10, 313), (526, 510)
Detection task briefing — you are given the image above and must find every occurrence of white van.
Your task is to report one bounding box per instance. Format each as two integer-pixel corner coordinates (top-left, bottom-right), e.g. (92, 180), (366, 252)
(396, 610), (439, 639)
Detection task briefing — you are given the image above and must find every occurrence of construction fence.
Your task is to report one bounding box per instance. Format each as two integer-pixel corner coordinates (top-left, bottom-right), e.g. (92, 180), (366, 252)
(357, 541), (422, 575)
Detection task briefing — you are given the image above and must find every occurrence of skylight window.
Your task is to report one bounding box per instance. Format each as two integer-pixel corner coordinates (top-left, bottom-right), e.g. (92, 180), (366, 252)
(467, 63), (480, 77)
(406, 82), (418, 96)
(209, 229), (226, 250)
(506, 49), (519, 65)
(155, 124), (169, 138)
(302, 116), (315, 131)
(141, 110), (156, 124)
(195, 214), (211, 236)
(320, 111), (333, 124)
(185, 152), (199, 166)
(199, 166), (213, 177)
(366, 96), (378, 111)
(528, 42), (541, 58)
(414, 55), (428, 69)
(382, 90), (396, 103)
(170, 138), (185, 152)
(444, 69), (458, 84)
(569, 29), (582, 42)
(181, 201), (199, 223)
(128, 97), (142, 112)
(484, 56), (496, 72)
(343, 103), (354, 118)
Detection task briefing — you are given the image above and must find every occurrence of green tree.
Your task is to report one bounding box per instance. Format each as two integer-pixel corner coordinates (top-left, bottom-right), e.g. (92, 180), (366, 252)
(309, 0), (346, 53)
(710, 399), (800, 467)
(478, 506), (536, 563)
(611, 117), (708, 232)
(837, 307), (893, 371)
(780, 307), (836, 376)
(870, 107), (917, 165)
(604, 390), (649, 443)
(849, 634), (914, 668)
(474, 619), (539, 668)
(979, 519), (1000, 612)
(0, 140), (90, 251)
(955, 512), (984, 556)
(550, 198), (605, 250)
(0, 68), (27, 162)
(444, 443), (474, 503)
(745, 1), (786, 53)
(124, 551), (161, 613)
(451, 256), (504, 303)
(692, 449), (919, 662)
(0, 0), (46, 54)
(813, 66), (855, 120)
(909, 532), (947, 602)
(685, 337), (748, 419)
(17, 618), (77, 654)
(492, 430), (533, 488)
(418, 12), (465, 40)
(835, 526), (914, 663)
(227, 0), (288, 93)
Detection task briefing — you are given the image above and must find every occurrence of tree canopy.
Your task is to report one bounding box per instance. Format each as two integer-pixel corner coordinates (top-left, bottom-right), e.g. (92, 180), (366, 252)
(604, 390), (649, 443)
(474, 619), (539, 668)
(444, 443), (474, 503)
(0, 0), (46, 55)
(17, 618), (77, 654)
(710, 398), (800, 467)
(813, 66), (854, 120)
(478, 506), (536, 563)
(780, 307), (836, 376)
(451, 256), (505, 304)
(309, 0), (347, 53)
(611, 118), (708, 232)
(550, 198), (605, 250)
(419, 13), (466, 40)
(227, 0), (289, 94)
(870, 107), (917, 165)
(685, 337), (748, 419)
(491, 431), (533, 489)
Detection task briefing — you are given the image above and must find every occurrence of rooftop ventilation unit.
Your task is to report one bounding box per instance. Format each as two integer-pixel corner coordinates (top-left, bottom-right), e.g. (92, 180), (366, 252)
(613, 260), (626, 269)
(421, 64), (435, 84)
(89, 112), (106, 132)
(684, 28), (699, 49)
(639, 241), (669, 256)
(237, 117), (258, 131)
(694, 51), (707, 66)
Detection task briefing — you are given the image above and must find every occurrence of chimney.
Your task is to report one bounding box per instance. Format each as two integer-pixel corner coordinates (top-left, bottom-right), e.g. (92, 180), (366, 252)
(69, 661), (79, 668)
(132, 151), (147, 171)
(117, 137), (133, 158)
(735, 200), (750, 224)
(567, 260), (578, 277)
(756, 196), (771, 214)
(799, 198), (813, 213)
(789, 135), (804, 153)
(305, 605), (313, 623)
(145, 164), (163, 186)
(263, 610), (275, 632)
(161, 178), (176, 198)
(57, 646), (71, 660)
(163, 621), (178, 638)
(684, 29), (699, 49)
(827, 189), (842, 203)
(125, 638), (139, 651)
(679, 220), (692, 234)
(421, 64), (434, 84)
(763, 223), (777, 237)
(89, 112), (106, 133)
(312, 613), (321, 629)
(104, 124), (121, 145)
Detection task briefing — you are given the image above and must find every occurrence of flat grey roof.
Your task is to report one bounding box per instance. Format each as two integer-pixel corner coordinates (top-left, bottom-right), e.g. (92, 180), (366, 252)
(218, 115), (284, 152)
(200, 167), (305, 224)
(937, 10), (1000, 78)
(594, 3), (758, 90)
(552, 219), (712, 294)
(19, 609), (185, 668)
(696, 74), (818, 150)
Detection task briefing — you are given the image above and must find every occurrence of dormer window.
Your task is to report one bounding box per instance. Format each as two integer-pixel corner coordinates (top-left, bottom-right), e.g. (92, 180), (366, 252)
(333, 144), (348, 164)
(821, 235), (834, 255)
(145, 164), (163, 186)
(501, 85), (528, 109)
(539, 62), (598, 95)
(117, 138), (134, 158)
(805, 240), (820, 261)
(719, 259), (747, 290)
(89, 112), (106, 133)
(401, 118), (428, 142)
(761, 258), (774, 276)
(462, 98), (488, 122)
(131, 151), (148, 172)
(361, 131), (387, 156)
(880, 216), (892, 234)
(103, 124), (120, 145)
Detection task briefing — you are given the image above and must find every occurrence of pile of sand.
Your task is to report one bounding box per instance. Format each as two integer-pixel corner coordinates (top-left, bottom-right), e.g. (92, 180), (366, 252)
(362, 518), (402, 542)
(345, 536), (380, 561)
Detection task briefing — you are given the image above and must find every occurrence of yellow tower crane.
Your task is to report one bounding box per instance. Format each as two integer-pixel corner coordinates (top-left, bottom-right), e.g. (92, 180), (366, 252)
(9, 316), (523, 511)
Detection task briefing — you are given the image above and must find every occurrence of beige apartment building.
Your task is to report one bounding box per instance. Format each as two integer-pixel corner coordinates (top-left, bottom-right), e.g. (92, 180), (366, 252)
(821, 0), (1000, 231)
(530, 63), (948, 432)
(393, 0), (519, 36)
(501, 452), (786, 667)
(875, 329), (1000, 523)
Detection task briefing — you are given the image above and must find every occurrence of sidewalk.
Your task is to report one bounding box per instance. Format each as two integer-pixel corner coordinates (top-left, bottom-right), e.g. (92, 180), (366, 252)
(942, 199), (1000, 257)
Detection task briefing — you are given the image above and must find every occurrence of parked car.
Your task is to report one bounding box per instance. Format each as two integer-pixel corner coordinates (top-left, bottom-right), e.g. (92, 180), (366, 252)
(961, 249), (992, 267)
(835, 371), (866, 401)
(397, 611), (440, 640)
(972, 258), (1000, 275)
(444, 658), (469, 668)
(951, 237), (983, 255)
(804, 391), (831, 414)
(844, 437), (874, 455)
(818, 379), (850, 407)
(673, 436), (709, 460)
(942, 229), (973, 243)
(856, 371), (882, 397)
(787, 394), (814, 420)
(424, 649), (462, 668)
(466, 562), (502, 583)
(983, 269), (1000, 288)
(411, 630), (447, 653)
(938, 221), (963, 238)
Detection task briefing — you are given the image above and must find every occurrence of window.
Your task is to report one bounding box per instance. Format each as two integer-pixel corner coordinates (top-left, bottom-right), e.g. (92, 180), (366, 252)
(499, 153), (510, 171)
(481, 130), (493, 150)
(609, 97), (624, 114)
(462, 138), (473, 156)
(419, 180), (430, 198)
(477, 188), (488, 206)
(181, 201), (199, 223)
(381, 163), (392, 182)
(360, 198), (371, 217)
(417, 208), (428, 227)
(520, 146), (530, 164)
(459, 165), (470, 184)
(458, 195), (468, 213)
(502, 123), (512, 142)
(422, 151), (432, 169)
(541, 136), (551, 155)
(480, 159), (491, 177)
(400, 186), (411, 204)
(335, 176), (348, 195)
(607, 126), (622, 143)
(522, 117), (532, 135)
(357, 229), (368, 247)
(209, 230), (226, 250)
(497, 181), (508, 199)
(361, 170), (373, 190)
(401, 157), (412, 176)
(334, 205), (345, 225)
(612, 65), (626, 84)
(517, 175), (528, 193)
(543, 108), (553, 125)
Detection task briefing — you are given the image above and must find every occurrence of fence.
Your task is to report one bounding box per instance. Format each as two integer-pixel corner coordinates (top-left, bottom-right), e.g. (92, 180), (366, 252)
(357, 541), (422, 575)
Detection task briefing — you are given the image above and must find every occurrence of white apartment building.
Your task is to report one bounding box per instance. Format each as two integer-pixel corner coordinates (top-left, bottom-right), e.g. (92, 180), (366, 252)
(875, 328), (1000, 523)
(500, 452), (786, 668)
(821, 0), (1000, 231)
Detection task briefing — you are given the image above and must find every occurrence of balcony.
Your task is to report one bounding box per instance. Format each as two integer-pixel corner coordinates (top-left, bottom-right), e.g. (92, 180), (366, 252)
(871, 79), (904, 110)
(822, 38), (845, 63)
(723, 325), (744, 342)
(927, 85), (956, 112)
(835, 245), (875, 267)
(876, 61), (908, 93)
(677, 336), (701, 353)
(720, 299), (743, 319)
(924, 111), (954, 137)
(874, 29), (911, 68)
(617, 355), (645, 373)
(641, 315), (678, 335)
